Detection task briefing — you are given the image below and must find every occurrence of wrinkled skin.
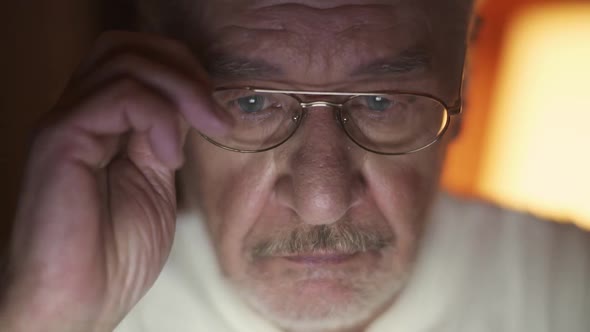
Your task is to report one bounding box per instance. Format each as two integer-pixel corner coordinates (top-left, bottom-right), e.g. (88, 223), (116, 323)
(1, 1), (472, 332)
(166, 1), (471, 331)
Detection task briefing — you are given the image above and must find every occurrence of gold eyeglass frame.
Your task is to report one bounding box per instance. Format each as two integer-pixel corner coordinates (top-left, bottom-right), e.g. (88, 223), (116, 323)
(200, 87), (463, 155)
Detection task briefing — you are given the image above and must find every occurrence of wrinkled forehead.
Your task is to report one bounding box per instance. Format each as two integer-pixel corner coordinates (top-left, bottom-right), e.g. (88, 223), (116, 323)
(138, 0), (473, 43)
(203, 3), (429, 48)
(138, 0), (472, 94)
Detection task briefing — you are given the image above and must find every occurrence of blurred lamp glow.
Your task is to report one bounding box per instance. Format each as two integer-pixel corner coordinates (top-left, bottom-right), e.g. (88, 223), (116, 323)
(478, 4), (590, 230)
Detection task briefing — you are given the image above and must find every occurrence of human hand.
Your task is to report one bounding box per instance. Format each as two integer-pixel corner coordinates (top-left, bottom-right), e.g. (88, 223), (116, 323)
(0, 31), (224, 332)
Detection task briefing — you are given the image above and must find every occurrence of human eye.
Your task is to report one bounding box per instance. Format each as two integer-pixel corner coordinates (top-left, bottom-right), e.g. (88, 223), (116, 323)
(210, 90), (300, 149)
(349, 95), (408, 120)
(228, 93), (276, 119)
(214, 90), (286, 123)
(363, 95), (396, 112)
(235, 95), (267, 114)
(344, 94), (416, 137)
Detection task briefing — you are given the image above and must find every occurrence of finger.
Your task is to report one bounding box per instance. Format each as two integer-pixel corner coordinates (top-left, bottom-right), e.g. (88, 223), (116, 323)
(74, 31), (207, 87)
(52, 78), (187, 170)
(76, 51), (229, 136)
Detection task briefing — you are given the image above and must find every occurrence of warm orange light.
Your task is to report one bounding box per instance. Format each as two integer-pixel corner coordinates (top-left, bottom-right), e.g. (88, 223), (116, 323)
(478, 4), (590, 230)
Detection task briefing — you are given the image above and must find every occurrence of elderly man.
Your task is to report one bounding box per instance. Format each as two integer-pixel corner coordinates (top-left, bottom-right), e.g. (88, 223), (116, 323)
(1, 0), (589, 331)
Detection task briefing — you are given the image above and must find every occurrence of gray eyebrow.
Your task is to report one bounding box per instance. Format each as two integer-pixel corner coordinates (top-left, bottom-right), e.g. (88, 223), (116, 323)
(351, 48), (432, 77)
(206, 53), (283, 79)
(205, 47), (431, 80)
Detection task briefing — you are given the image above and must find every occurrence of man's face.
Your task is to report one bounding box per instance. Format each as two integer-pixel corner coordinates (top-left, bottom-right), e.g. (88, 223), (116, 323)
(153, 0), (470, 330)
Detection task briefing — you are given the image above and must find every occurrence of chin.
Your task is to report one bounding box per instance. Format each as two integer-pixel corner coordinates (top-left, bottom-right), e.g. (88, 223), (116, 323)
(230, 262), (408, 332)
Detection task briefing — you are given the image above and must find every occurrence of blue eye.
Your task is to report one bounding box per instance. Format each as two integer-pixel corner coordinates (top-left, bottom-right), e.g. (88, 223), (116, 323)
(365, 96), (393, 112)
(237, 95), (266, 113)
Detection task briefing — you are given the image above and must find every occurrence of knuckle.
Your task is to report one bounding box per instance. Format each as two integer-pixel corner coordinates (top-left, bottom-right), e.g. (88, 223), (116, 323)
(163, 38), (192, 55)
(109, 77), (169, 117)
(28, 120), (81, 159)
(111, 77), (148, 102)
(108, 51), (146, 69)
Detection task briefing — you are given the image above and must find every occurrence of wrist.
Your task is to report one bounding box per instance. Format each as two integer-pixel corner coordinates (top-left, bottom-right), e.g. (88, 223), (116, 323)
(0, 281), (117, 332)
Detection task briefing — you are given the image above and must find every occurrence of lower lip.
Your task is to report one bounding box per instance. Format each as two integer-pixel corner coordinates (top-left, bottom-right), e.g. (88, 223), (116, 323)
(283, 253), (359, 264)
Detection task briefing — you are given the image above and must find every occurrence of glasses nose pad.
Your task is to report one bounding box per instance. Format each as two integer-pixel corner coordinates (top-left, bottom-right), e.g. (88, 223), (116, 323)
(286, 107), (306, 141)
(336, 107), (349, 130)
(291, 106), (306, 126)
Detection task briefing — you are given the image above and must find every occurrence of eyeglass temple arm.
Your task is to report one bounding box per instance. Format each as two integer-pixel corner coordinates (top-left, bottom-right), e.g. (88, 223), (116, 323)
(449, 30), (471, 117)
(448, 101), (463, 115)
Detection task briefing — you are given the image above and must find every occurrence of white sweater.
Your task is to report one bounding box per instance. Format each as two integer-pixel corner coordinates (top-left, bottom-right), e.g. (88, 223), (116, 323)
(116, 193), (590, 332)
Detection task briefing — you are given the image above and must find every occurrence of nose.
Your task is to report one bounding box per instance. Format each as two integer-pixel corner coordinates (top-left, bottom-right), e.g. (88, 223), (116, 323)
(275, 108), (364, 225)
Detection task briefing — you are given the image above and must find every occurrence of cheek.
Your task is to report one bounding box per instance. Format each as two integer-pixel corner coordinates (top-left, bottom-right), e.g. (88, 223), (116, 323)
(364, 150), (444, 259)
(185, 134), (277, 275)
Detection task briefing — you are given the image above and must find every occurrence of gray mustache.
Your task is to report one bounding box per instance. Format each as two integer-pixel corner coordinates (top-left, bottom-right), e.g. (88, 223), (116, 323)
(252, 223), (394, 258)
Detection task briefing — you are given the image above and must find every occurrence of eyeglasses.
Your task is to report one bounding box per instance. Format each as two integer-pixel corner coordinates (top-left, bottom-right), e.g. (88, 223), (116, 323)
(199, 87), (462, 155)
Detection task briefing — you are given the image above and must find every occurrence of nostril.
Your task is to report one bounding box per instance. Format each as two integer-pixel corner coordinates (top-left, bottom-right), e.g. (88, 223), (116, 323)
(288, 166), (358, 225)
(295, 191), (352, 225)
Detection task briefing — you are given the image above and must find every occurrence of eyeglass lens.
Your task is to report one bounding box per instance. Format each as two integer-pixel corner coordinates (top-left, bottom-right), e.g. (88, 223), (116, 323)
(202, 89), (448, 154)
